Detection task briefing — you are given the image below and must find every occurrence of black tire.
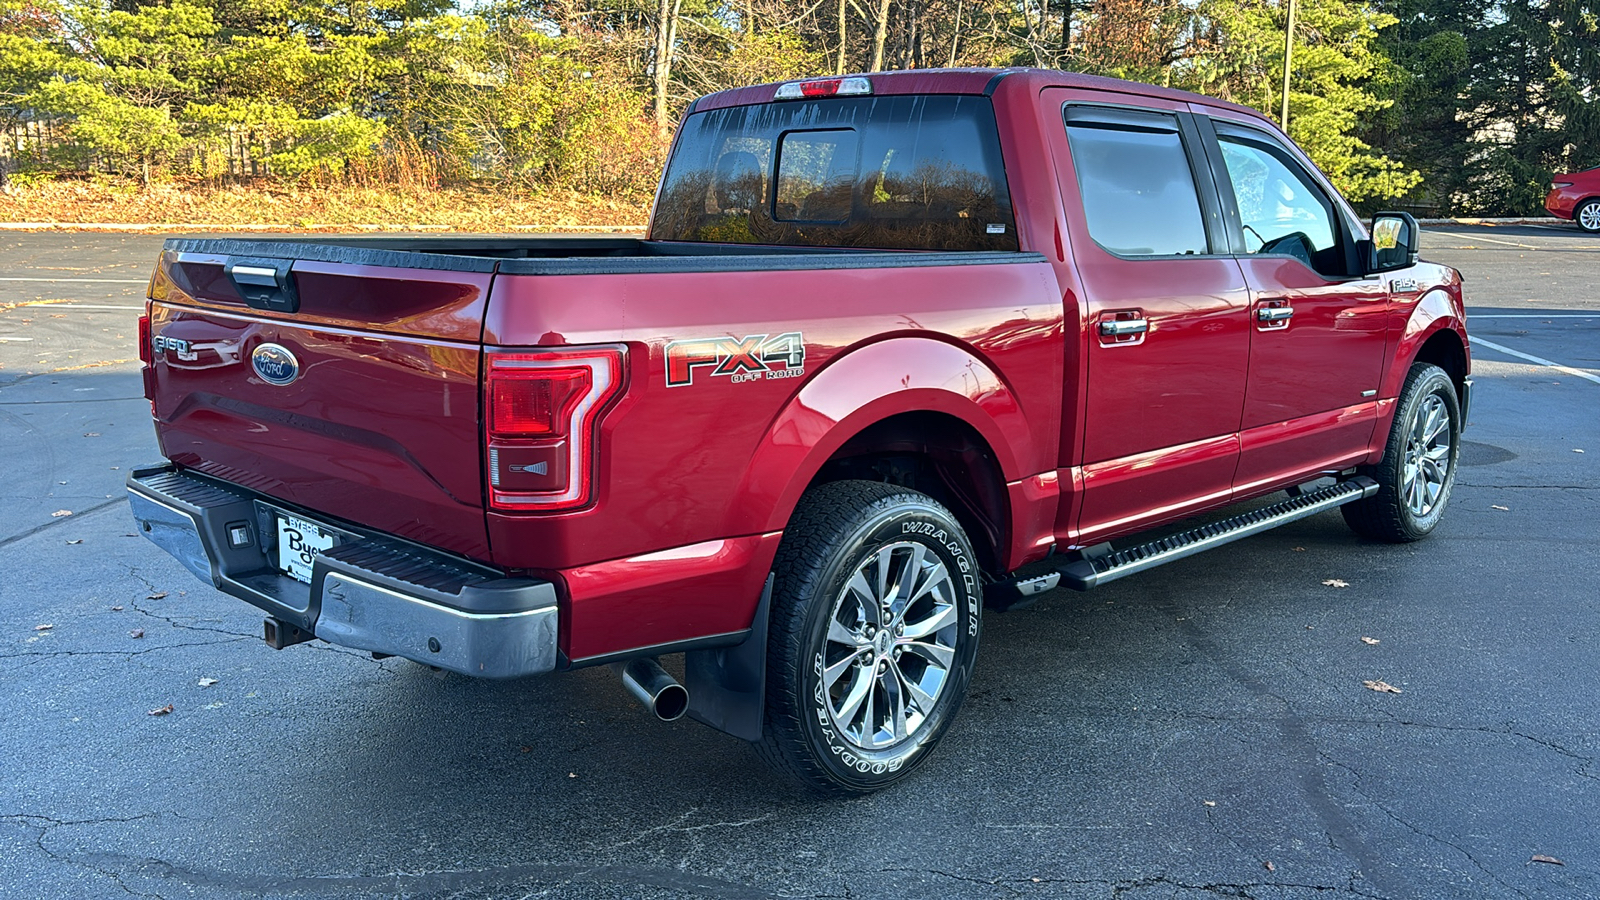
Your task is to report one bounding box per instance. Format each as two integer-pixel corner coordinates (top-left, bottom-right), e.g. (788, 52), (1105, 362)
(755, 480), (982, 795)
(1578, 198), (1600, 234)
(1342, 363), (1461, 542)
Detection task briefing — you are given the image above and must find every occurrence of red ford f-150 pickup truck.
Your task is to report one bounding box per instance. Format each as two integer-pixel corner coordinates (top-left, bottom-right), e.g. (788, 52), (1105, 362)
(128, 68), (1471, 794)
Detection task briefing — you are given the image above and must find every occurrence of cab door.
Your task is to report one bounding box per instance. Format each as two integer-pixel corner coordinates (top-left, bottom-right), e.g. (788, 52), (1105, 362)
(1043, 92), (1251, 546)
(1196, 112), (1391, 495)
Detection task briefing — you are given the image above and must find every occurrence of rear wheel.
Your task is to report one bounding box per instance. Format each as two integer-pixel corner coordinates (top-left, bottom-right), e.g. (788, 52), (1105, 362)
(756, 480), (981, 795)
(1342, 363), (1460, 542)
(1578, 198), (1600, 233)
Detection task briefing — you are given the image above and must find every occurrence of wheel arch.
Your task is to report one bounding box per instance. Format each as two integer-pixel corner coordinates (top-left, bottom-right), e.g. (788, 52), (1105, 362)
(729, 336), (1038, 577)
(1412, 326), (1469, 401)
(1385, 289), (1469, 400)
(1372, 290), (1470, 459)
(806, 410), (1011, 576)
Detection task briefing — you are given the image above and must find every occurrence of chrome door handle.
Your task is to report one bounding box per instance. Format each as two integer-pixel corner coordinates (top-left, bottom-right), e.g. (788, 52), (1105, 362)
(1256, 307), (1295, 323)
(1099, 318), (1149, 337)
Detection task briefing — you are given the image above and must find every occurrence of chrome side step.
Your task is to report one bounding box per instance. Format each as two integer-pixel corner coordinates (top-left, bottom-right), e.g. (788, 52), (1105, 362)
(1058, 477), (1379, 591)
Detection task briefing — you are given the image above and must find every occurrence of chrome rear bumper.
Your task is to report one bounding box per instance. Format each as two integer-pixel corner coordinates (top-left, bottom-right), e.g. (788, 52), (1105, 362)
(126, 465), (559, 679)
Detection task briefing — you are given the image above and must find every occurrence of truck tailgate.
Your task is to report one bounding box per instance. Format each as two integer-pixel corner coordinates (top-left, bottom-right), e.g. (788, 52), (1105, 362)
(147, 242), (494, 559)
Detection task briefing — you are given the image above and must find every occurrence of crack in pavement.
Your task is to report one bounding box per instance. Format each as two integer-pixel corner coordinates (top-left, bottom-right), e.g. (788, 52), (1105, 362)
(0, 495), (126, 549)
(122, 565), (259, 641)
(2, 813), (168, 899)
(4, 812), (770, 898)
(1458, 483), (1600, 491)
(1316, 750), (1544, 900)
(885, 868), (1392, 899)
(121, 565), (398, 671)
(0, 637), (253, 663)
(1153, 594), (1408, 900)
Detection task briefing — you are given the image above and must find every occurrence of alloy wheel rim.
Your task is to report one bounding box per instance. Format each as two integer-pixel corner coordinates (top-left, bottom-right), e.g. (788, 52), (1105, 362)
(1402, 394), (1452, 517)
(821, 541), (960, 751)
(1582, 204), (1600, 231)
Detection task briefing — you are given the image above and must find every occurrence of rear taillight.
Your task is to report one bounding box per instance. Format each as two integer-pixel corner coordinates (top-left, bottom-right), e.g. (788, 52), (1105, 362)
(485, 346), (625, 511)
(138, 306), (156, 403)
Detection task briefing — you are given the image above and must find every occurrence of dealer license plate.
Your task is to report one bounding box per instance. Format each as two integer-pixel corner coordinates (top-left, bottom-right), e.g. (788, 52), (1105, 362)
(276, 515), (337, 584)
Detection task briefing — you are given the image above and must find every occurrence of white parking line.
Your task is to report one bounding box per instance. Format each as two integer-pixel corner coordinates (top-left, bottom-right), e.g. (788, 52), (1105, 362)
(1450, 233), (1546, 249)
(0, 277), (148, 284)
(1469, 335), (1600, 386)
(1469, 314), (1600, 319)
(0, 336), (34, 341)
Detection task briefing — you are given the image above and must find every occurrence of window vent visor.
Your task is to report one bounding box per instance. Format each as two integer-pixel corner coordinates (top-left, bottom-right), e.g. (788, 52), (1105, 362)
(485, 346), (625, 511)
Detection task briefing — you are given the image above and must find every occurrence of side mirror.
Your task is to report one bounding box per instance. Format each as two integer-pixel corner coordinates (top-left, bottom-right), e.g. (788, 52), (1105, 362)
(1362, 211), (1419, 274)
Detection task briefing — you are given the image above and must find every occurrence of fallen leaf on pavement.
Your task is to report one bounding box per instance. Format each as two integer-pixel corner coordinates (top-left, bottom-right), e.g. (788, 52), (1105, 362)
(198, 677), (218, 687)
(1361, 636), (1380, 645)
(1293, 546), (1306, 552)
(1264, 861), (1276, 872)
(1203, 800), (1216, 807)
(146, 591), (167, 600)
(110, 606), (123, 611)
(1531, 855), (1564, 866)
(1323, 579), (1350, 588)
(129, 629), (144, 639)
(34, 624), (53, 631)
(1363, 680), (1402, 694)
(51, 509), (72, 517)
(147, 704), (174, 716)
(1575, 449), (1585, 454)
(82, 432), (100, 437)
(1492, 505), (1510, 511)
(65, 539), (82, 545)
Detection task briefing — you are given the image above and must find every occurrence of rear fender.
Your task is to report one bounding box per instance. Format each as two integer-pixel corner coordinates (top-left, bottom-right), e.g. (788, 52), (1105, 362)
(728, 337), (1032, 539)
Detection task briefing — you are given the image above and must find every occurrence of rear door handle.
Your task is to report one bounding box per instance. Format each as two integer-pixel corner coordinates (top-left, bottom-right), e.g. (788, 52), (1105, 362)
(1099, 318), (1148, 337)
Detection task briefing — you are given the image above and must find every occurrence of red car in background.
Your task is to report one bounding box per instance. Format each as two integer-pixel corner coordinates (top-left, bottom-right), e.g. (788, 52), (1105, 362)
(1546, 166), (1600, 232)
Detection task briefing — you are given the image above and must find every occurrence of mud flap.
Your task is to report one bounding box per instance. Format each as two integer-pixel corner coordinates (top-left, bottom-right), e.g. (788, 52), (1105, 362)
(685, 575), (772, 742)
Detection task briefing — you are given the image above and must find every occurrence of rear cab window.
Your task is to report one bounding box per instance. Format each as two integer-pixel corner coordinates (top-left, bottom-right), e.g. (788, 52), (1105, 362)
(651, 95), (1019, 251)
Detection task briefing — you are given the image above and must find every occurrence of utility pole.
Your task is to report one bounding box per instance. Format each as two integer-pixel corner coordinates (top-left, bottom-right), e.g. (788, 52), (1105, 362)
(1280, 0), (1297, 131)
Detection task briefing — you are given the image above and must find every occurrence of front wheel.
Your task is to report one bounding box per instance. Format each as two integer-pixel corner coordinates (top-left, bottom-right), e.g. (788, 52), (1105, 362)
(1577, 198), (1600, 234)
(756, 480), (982, 795)
(1342, 363), (1461, 542)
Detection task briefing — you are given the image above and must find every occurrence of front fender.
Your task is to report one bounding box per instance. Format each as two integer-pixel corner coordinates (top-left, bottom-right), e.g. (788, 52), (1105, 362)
(728, 336), (1035, 536)
(1383, 286), (1469, 400)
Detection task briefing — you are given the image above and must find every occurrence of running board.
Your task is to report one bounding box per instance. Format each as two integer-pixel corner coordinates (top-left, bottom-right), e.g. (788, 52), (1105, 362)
(1058, 477), (1379, 591)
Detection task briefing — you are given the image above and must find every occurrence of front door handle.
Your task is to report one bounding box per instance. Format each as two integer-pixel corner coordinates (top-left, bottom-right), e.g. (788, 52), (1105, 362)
(1256, 307), (1294, 323)
(1099, 318), (1149, 337)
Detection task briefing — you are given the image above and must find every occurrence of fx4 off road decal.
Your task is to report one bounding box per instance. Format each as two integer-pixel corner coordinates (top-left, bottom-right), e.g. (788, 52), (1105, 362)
(664, 332), (806, 387)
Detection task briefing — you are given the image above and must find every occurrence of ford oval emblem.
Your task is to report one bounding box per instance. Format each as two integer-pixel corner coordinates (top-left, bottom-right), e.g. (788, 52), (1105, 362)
(251, 343), (300, 386)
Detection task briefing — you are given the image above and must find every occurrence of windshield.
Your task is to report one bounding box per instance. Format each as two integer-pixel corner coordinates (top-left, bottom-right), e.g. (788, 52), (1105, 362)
(651, 95), (1019, 251)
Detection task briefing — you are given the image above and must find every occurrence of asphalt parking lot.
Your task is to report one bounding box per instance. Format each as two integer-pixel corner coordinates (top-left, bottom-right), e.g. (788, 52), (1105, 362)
(1, 224), (1596, 900)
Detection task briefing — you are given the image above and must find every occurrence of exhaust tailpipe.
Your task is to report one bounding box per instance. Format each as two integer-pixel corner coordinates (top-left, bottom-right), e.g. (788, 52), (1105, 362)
(613, 657), (690, 721)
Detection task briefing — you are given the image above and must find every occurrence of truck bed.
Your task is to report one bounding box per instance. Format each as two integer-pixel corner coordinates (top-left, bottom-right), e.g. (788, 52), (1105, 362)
(148, 236), (1045, 565)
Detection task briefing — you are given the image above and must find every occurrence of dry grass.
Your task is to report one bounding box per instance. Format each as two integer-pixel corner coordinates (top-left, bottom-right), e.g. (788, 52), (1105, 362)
(0, 177), (652, 232)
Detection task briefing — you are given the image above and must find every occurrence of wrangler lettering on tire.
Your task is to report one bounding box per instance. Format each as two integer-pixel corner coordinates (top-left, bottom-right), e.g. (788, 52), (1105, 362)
(756, 480), (981, 794)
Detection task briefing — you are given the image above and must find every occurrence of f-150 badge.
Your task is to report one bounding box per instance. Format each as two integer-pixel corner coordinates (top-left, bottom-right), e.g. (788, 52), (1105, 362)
(665, 332), (806, 387)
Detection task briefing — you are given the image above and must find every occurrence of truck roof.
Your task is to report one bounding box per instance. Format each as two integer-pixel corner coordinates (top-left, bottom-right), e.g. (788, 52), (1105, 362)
(691, 67), (1263, 120)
